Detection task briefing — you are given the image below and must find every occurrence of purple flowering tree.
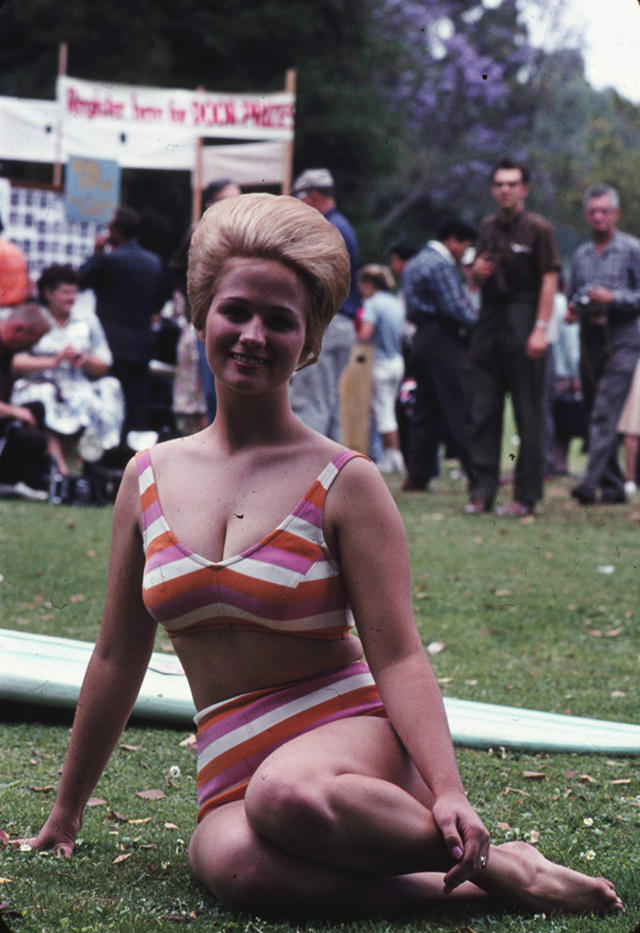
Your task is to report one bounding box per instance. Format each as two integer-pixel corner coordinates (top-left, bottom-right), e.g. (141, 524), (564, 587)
(374, 0), (557, 234)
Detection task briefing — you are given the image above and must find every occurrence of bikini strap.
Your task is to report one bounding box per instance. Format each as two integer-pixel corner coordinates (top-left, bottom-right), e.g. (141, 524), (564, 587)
(135, 449), (163, 551)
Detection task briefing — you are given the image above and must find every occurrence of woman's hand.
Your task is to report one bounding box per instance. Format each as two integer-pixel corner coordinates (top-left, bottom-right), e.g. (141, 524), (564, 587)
(56, 345), (85, 368)
(20, 805), (83, 858)
(431, 792), (491, 892)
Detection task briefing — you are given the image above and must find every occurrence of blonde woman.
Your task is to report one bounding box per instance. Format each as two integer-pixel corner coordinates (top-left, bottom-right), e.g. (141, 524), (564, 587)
(29, 195), (622, 919)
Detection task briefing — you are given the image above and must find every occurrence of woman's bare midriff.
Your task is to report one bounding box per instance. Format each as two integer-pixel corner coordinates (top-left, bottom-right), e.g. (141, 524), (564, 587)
(171, 628), (364, 711)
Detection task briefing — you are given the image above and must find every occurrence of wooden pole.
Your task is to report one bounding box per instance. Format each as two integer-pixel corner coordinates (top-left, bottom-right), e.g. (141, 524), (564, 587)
(192, 136), (203, 226)
(191, 85), (206, 226)
(53, 42), (68, 188)
(282, 69), (296, 195)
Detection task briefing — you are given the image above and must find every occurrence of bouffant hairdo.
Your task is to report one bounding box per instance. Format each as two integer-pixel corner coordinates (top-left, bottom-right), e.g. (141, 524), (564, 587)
(188, 193), (351, 369)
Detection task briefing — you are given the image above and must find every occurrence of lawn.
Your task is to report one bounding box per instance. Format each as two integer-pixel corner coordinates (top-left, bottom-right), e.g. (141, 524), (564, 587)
(1, 448), (640, 933)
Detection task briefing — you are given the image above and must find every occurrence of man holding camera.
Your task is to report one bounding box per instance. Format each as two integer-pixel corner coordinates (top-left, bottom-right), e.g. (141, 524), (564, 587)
(568, 185), (640, 505)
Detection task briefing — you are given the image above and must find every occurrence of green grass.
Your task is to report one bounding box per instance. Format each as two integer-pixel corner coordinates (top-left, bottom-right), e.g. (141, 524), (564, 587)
(2, 450), (640, 932)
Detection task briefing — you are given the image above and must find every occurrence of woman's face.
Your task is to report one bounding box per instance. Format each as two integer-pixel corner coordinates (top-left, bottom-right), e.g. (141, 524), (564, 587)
(45, 283), (78, 320)
(200, 258), (309, 394)
(358, 279), (375, 300)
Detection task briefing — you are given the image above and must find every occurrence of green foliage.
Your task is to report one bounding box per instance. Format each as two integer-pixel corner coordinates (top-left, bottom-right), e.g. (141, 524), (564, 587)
(3, 0), (640, 265)
(0, 0), (404, 259)
(2, 467), (640, 930)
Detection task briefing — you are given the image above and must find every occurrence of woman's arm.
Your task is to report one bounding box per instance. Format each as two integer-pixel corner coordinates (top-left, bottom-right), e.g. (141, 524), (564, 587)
(78, 353), (109, 379)
(357, 320), (375, 342)
(28, 459), (158, 855)
(11, 351), (61, 375)
(325, 458), (490, 889)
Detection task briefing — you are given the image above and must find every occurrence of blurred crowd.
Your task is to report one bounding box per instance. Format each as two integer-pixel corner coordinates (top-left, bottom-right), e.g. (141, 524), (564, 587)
(1, 162), (639, 512)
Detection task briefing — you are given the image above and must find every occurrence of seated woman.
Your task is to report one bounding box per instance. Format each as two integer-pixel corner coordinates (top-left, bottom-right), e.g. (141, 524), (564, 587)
(10, 263), (124, 473)
(28, 195), (622, 919)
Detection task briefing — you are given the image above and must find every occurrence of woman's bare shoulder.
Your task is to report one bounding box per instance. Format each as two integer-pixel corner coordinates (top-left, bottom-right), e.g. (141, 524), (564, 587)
(324, 454), (399, 526)
(146, 432), (210, 476)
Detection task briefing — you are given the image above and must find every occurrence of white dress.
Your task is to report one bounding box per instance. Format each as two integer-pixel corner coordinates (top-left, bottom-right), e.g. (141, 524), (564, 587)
(11, 291), (124, 450)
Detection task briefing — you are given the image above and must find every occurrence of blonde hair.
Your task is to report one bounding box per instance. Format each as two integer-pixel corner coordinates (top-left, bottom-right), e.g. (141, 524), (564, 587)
(358, 264), (396, 293)
(188, 193), (351, 368)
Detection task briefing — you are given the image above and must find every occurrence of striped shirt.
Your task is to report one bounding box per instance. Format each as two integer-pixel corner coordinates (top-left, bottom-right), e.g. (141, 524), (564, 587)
(136, 448), (362, 640)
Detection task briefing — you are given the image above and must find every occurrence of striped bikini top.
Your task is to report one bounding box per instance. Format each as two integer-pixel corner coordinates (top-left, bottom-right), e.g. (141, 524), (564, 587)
(136, 448), (364, 640)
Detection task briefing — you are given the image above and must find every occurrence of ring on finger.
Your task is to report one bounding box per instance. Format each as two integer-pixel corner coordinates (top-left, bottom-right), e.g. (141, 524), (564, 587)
(479, 855), (487, 869)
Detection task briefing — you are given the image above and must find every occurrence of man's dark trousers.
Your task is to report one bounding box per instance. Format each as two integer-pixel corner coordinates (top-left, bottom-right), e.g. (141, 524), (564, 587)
(467, 300), (545, 508)
(407, 318), (475, 487)
(579, 332), (638, 499)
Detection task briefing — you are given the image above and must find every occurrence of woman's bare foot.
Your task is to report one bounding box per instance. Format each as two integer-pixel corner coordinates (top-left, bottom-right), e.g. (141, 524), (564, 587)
(480, 841), (624, 915)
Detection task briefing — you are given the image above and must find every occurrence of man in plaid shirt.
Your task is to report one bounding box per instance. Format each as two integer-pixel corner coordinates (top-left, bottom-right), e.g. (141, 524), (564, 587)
(568, 184), (640, 505)
(401, 219), (478, 492)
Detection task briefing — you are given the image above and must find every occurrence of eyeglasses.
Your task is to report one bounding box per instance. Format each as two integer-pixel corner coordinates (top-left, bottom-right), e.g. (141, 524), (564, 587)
(492, 181), (522, 189)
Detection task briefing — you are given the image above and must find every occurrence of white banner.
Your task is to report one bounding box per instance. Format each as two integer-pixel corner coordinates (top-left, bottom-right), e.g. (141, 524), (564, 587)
(0, 97), (59, 164)
(57, 76), (294, 141)
(201, 141), (288, 186)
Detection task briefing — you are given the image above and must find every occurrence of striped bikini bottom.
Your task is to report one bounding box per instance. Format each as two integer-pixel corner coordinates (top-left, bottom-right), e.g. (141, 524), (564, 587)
(194, 659), (386, 823)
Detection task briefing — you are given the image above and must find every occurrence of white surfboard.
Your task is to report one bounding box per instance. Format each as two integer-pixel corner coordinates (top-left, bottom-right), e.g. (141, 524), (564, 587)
(1, 628), (639, 754)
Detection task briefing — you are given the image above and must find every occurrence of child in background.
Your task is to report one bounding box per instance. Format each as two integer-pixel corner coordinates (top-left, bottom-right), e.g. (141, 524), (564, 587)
(357, 264), (405, 473)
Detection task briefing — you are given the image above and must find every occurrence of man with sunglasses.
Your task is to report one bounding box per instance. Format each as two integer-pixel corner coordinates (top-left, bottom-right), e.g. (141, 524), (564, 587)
(463, 159), (559, 517)
(567, 185), (640, 505)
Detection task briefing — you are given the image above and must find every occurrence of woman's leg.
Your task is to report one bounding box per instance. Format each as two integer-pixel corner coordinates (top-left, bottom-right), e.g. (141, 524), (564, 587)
(623, 433), (639, 482)
(190, 717), (623, 918)
(189, 799), (485, 920)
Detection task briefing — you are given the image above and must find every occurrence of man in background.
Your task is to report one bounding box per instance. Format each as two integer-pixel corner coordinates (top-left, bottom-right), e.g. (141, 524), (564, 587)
(464, 159), (559, 517)
(568, 184), (640, 505)
(401, 219), (478, 492)
(0, 302), (51, 496)
(289, 169), (359, 441)
(79, 207), (166, 440)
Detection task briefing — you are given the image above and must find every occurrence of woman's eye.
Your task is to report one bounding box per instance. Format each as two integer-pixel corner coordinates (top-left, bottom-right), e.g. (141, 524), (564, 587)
(221, 304), (248, 321)
(267, 314), (297, 331)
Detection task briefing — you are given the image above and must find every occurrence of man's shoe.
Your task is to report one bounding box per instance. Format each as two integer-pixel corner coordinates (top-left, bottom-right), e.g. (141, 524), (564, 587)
(601, 489), (626, 505)
(571, 484), (596, 505)
(12, 481), (48, 502)
(402, 476), (427, 492)
(495, 500), (535, 517)
(462, 499), (491, 515)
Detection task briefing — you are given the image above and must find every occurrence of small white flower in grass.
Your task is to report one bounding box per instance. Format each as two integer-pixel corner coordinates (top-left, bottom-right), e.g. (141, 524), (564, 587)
(19, 844), (32, 852)
(168, 765), (181, 780)
(583, 817), (594, 827)
(585, 850), (596, 860)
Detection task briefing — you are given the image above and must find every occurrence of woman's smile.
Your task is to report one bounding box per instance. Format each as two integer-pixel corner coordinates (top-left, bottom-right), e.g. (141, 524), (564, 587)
(202, 257), (308, 391)
(230, 351), (268, 367)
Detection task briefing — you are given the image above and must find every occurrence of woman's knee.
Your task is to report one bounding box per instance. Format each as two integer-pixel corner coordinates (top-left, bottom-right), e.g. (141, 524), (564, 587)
(189, 812), (269, 913)
(245, 758), (334, 842)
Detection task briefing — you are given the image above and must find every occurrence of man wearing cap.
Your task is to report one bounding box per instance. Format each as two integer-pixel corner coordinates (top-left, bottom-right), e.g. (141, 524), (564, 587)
(79, 207), (166, 440)
(289, 168), (359, 441)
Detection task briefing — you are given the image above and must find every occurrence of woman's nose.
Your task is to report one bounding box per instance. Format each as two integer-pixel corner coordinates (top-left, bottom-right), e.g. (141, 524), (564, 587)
(240, 316), (266, 345)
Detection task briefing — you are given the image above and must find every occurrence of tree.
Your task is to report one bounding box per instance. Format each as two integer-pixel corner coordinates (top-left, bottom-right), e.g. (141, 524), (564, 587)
(0, 0), (405, 257)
